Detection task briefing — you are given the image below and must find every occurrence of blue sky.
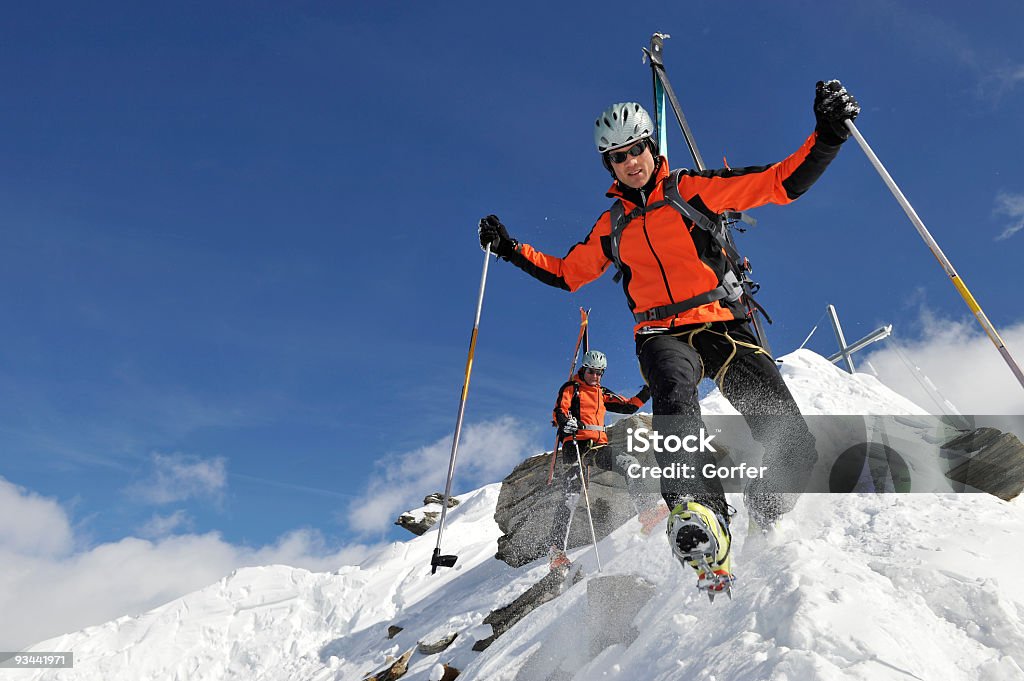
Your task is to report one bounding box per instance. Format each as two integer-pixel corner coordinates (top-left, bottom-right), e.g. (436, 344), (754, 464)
(2, 1), (1023, 644)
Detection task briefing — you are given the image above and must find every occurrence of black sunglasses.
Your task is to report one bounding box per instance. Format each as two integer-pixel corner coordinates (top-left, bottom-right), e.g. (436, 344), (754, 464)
(606, 140), (649, 164)
(584, 367), (604, 375)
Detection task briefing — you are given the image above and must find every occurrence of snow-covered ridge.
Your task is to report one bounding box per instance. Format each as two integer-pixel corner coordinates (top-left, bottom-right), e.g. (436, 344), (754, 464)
(15, 492), (1024, 680)
(701, 349), (929, 416)
(10, 484), (508, 680)
(10, 351), (1024, 680)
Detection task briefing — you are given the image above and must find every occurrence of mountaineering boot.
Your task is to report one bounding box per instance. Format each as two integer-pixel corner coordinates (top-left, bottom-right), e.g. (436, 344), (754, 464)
(638, 501), (670, 536)
(667, 500), (735, 601)
(547, 545), (571, 573)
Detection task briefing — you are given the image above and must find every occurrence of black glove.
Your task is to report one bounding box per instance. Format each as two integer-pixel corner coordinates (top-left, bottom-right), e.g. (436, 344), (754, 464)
(814, 80), (860, 144)
(635, 384), (651, 404)
(477, 214), (518, 260)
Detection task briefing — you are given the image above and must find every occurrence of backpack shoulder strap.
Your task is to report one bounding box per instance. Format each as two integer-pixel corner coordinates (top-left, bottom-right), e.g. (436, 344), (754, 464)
(552, 379), (580, 426)
(600, 386), (626, 402)
(662, 168), (747, 265)
(555, 380), (581, 411)
(608, 200), (646, 283)
(608, 170), (736, 283)
(661, 168), (721, 238)
(608, 201), (627, 283)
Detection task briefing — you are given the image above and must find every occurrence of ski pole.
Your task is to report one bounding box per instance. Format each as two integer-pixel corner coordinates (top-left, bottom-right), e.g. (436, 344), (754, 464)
(844, 119), (1024, 391)
(431, 244), (492, 574)
(547, 308), (589, 484)
(573, 440), (603, 573)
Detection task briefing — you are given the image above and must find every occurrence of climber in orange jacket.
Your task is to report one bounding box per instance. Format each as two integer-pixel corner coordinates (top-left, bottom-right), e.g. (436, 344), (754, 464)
(480, 80), (861, 591)
(546, 350), (663, 571)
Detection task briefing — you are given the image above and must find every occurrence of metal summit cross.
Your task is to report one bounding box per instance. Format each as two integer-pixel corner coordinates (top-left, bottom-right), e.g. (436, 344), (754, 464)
(825, 304), (892, 374)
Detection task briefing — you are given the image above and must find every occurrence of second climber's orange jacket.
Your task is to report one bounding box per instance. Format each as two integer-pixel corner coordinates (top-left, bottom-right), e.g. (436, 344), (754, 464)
(553, 375), (649, 445)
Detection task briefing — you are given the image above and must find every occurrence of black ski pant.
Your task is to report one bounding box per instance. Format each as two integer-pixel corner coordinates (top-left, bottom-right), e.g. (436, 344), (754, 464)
(547, 439), (656, 551)
(636, 320), (818, 524)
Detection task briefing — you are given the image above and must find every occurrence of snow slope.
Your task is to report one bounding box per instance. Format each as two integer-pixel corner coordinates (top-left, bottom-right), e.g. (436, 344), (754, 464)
(701, 349), (929, 416)
(467, 493), (1024, 681)
(7, 483), (513, 681)
(10, 352), (1024, 680)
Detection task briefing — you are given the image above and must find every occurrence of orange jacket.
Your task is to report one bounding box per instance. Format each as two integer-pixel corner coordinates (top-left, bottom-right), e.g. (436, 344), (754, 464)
(506, 131), (841, 335)
(553, 375), (649, 445)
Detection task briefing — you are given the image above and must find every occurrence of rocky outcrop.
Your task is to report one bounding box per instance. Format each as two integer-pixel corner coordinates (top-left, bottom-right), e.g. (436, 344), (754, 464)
(394, 511), (439, 536)
(944, 428), (1024, 500)
(362, 647), (414, 681)
(394, 494), (461, 536)
(493, 414), (657, 567)
(363, 625), (459, 681)
(472, 569), (583, 652)
(416, 631), (457, 655)
(423, 492), (459, 507)
(430, 664), (460, 681)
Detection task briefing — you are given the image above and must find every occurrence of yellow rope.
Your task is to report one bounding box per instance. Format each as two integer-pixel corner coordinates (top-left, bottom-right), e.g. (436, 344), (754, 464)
(636, 322), (771, 388)
(678, 324), (770, 386)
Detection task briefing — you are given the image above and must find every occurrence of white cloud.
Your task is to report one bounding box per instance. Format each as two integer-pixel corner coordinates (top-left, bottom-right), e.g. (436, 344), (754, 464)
(994, 191), (1024, 241)
(126, 453), (227, 505)
(982, 63), (1024, 103)
(0, 478), (385, 652)
(0, 478), (74, 557)
(861, 310), (1024, 416)
(345, 416), (542, 535)
(138, 510), (193, 539)
(870, 2), (1024, 102)
(998, 64), (1024, 87)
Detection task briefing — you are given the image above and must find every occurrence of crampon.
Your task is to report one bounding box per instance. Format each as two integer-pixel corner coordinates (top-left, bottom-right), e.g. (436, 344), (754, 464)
(668, 501), (735, 602)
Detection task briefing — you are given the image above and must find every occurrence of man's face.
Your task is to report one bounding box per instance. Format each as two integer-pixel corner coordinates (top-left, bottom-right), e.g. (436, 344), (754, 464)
(583, 367), (603, 386)
(609, 139), (656, 190)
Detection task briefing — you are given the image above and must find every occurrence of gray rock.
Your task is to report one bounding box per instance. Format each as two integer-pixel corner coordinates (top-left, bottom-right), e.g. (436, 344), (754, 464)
(362, 646), (414, 681)
(493, 413), (656, 568)
(472, 568), (582, 652)
(416, 631), (457, 655)
(423, 492), (460, 508)
(394, 511), (440, 536)
(433, 664), (460, 681)
(393, 493), (461, 536)
(945, 428), (1024, 501)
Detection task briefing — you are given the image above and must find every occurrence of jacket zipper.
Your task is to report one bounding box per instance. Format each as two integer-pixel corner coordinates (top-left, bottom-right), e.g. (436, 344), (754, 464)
(638, 189), (675, 302)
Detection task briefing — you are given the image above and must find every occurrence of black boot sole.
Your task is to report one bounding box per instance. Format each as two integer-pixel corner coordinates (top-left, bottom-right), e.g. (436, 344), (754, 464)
(675, 524), (711, 555)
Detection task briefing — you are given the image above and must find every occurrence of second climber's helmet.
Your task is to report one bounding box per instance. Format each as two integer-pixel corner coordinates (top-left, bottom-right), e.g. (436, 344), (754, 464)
(581, 350), (608, 371)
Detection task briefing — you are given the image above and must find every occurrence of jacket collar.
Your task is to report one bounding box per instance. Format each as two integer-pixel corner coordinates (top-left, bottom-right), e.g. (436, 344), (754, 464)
(605, 156), (670, 208)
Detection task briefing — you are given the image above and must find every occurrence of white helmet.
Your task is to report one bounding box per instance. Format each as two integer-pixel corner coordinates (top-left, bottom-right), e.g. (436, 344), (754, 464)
(594, 102), (655, 153)
(581, 350), (608, 371)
